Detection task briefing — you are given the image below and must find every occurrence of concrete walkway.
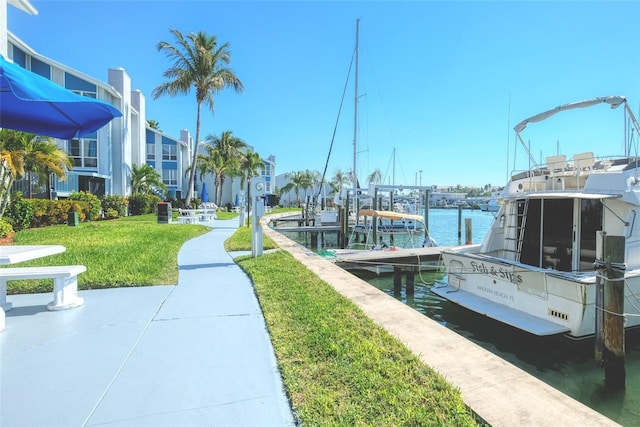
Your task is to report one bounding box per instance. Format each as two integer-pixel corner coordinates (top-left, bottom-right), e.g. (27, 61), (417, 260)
(0, 219), (295, 426)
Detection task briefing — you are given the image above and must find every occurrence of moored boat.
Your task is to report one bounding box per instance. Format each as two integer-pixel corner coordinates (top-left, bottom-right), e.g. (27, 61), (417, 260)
(432, 96), (640, 339)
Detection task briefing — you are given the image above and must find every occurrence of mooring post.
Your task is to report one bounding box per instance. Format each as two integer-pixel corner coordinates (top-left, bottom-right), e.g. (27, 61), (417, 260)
(310, 232), (318, 248)
(465, 218), (472, 245)
(393, 266), (402, 296)
(603, 234), (626, 390)
(595, 231), (605, 365)
(406, 270), (415, 295)
(457, 205), (462, 243)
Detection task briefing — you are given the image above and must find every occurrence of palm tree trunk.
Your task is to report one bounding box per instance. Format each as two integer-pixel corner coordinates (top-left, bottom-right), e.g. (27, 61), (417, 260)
(185, 102), (202, 206)
(0, 162), (15, 219)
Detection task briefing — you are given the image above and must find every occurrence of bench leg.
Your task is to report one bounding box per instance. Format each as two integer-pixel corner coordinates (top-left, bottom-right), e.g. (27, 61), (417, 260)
(0, 278), (12, 311)
(47, 276), (84, 311)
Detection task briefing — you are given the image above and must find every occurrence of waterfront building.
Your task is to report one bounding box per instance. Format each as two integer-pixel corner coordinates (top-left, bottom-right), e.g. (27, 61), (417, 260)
(3, 0), (272, 206)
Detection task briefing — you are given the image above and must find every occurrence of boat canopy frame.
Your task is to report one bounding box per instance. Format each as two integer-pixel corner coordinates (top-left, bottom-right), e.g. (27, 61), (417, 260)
(514, 96), (640, 169)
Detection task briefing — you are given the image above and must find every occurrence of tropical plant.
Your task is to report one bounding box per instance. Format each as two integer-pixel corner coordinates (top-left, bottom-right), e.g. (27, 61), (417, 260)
(4, 192), (34, 231)
(367, 168), (383, 185)
(201, 130), (247, 206)
(153, 28), (243, 207)
(194, 144), (225, 206)
(0, 129), (26, 218)
(146, 119), (161, 130)
(22, 134), (72, 199)
(0, 129), (71, 218)
(68, 190), (101, 220)
(284, 170), (314, 206)
(331, 168), (351, 196)
(130, 163), (166, 196)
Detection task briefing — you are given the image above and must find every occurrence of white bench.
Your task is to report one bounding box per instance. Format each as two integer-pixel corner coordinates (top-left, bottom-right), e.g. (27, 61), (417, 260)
(0, 265), (86, 311)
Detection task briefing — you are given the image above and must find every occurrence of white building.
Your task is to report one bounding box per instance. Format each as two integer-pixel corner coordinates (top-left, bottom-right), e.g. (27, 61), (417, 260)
(3, 0), (273, 205)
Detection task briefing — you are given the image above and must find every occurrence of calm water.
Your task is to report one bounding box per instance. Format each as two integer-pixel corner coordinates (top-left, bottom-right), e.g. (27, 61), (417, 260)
(278, 208), (640, 426)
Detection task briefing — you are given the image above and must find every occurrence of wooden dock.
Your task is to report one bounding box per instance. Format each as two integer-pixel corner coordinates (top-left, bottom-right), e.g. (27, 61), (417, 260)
(333, 245), (480, 271)
(274, 225), (341, 233)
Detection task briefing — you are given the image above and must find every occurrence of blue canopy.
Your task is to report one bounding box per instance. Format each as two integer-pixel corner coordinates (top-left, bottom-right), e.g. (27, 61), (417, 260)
(0, 55), (122, 139)
(200, 182), (209, 203)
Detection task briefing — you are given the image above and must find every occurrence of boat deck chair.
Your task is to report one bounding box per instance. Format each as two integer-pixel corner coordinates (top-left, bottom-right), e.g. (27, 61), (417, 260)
(573, 152), (595, 188)
(546, 155), (569, 190)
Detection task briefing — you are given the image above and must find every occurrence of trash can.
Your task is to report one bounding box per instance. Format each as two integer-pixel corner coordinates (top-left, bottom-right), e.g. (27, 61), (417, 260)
(157, 202), (171, 224)
(67, 211), (79, 227)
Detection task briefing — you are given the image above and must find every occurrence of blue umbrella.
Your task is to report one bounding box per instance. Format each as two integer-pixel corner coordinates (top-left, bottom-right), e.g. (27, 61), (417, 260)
(200, 182), (209, 202)
(0, 54), (122, 139)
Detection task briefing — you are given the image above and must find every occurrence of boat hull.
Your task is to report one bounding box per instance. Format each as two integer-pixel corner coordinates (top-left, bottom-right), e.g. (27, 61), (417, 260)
(435, 251), (640, 338)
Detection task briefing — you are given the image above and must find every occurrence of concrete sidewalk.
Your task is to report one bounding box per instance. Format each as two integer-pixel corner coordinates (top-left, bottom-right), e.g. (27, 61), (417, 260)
(0, 219), (296, 426)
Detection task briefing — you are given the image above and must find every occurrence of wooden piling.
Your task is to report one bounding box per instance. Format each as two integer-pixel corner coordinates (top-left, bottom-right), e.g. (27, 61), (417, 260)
(394, 266), (402, 296)
(465, 218), (472, 245)
(406, 270), (415, 295)
(595, 232), (605, 365)
(603, 235), (626, 390)
(457, 205), (462, 242)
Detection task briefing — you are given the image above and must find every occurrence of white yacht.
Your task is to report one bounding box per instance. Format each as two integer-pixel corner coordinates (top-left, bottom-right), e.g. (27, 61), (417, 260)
(432, 96), (640, 339)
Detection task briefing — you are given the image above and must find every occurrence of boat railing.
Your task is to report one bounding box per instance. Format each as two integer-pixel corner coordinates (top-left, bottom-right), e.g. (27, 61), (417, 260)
(510, 154), (638, 191)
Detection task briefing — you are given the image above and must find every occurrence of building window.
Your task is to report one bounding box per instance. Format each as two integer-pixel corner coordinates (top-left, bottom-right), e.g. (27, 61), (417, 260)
(162, 144), (177, 160)
(162, 169), (177, 186)
(65, 73), (97, 98)
(69, 137), (98, 168)
(147, 143), (155, 160)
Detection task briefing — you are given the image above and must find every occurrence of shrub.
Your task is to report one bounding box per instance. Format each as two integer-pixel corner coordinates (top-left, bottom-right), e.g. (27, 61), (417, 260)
(104, 208), (119, 219)
(29, 199), (86, 227)
(166, 197), (183, 209)
(5, 192), (34, 231)
(102, 195), (127, 218)
(69, 191), (101, 220)
(0, 218), (14, 238)
(127, 194), (161, 215)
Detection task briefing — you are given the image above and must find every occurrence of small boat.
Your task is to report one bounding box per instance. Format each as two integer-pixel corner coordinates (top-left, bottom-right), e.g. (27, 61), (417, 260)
(321, 209), (439, 275)
(432, 96), (640, 339)
(350, 209), (430, 254)
(480, 194), (501, 212)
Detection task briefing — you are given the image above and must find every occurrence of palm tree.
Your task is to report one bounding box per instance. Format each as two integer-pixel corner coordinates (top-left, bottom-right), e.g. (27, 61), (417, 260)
(280, 182), (295, 206)
(130, 163), (166, 195)
(367, 168), (383, 185)
(331, 168), (351, 196)
(0, 130), (72, 217)
(195, 144), (225, 206)
(284, 171), (305, 206)
(201, 130), (247, 206)
(0, 130), (26, 218)
(241, 149), (263, 226)
(22, 134), (72, 199)
(146, 120), (161, 130)
(153, 28), (243, 206)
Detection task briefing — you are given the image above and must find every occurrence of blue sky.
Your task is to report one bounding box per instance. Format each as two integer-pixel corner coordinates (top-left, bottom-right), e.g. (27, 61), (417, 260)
(8, 1), (640, 188)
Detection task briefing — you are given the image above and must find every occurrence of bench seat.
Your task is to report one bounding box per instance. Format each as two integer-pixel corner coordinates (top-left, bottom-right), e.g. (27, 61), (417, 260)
(0, 265), (86, 311)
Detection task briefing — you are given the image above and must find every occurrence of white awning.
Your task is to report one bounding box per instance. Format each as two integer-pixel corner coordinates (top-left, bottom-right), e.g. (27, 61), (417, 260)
(514, 96), (626, 133)
(505, 192), (620, 200)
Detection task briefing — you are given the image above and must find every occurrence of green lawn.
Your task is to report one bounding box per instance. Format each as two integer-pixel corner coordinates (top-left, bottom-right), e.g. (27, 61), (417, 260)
(6, 214), (209, 293)
(237, 250), (481, 426)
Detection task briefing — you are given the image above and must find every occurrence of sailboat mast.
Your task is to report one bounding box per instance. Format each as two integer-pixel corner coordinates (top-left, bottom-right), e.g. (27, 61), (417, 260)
(352, 18), (359, 193)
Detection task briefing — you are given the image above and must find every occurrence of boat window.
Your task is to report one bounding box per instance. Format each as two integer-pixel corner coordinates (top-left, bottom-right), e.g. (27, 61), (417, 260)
(520, 199), (541, 267)
(519, 198), (574, 271)
(579, 199), (602, 272)
(542, 199), (573, 271)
